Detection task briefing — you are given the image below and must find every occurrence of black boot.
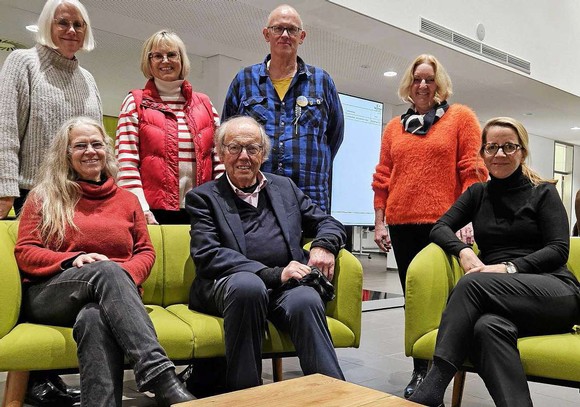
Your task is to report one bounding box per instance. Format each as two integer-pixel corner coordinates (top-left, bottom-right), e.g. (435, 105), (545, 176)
(152, 369), (195, 407)
(25, 372), (76, 407)
(47, 373), (81, 405)
(409, 357), (456, 407)
(404, 358), (428, 399)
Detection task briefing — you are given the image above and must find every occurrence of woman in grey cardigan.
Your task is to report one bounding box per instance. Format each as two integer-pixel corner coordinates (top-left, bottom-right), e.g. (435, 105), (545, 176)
(0, 0), (101, 404)
(0, 0), (101, 221)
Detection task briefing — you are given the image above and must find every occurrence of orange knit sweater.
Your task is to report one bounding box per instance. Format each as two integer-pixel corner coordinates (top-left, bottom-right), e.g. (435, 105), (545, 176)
(372, 104), (488, 225)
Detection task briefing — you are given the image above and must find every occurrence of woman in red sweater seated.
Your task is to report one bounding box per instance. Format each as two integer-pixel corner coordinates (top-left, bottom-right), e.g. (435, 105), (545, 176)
(372, 54), (488, 398)
(15, 117), (194, 407)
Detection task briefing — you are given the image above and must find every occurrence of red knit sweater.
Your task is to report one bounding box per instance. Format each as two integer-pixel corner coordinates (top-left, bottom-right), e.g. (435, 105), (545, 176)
(15, 177), (155, 286)
(372, 104), (488, 225)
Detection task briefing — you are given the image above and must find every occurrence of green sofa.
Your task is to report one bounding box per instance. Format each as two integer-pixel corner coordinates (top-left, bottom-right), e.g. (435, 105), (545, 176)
(405, 240), (580, 407)
(0, 221), (363, 405)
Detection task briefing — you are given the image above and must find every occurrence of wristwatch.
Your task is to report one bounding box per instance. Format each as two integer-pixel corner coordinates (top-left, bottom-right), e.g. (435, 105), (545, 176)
(502, 261), (517, 274)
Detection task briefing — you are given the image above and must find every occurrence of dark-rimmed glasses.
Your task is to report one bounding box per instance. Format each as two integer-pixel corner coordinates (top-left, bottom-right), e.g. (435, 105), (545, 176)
(482, 142), (522, 156)
(54, 18), (86, 33)
(148, 52), (180, 63)
(268, 25), (302, 36)
(222, 143), (263, 156)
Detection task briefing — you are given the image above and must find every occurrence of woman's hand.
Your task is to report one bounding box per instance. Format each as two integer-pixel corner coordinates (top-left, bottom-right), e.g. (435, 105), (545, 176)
(144, 210), (159, 225)
(72, 253), (109, 267)
(458, 247), (484, 273)
(465, 264), (509, 274)
(374, 224), (391, 252)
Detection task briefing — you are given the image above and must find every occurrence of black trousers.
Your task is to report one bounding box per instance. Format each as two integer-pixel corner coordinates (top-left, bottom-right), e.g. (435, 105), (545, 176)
(388, 223), (434, 294)
(434, 272), (580, 407)
(205, 272), (344, 391)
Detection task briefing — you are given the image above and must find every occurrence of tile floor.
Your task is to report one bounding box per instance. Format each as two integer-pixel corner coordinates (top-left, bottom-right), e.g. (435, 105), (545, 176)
(1, 253), (579, 406)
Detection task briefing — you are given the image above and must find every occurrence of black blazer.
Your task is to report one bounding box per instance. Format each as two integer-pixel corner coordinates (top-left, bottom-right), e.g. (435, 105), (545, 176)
(185, 173), (345, 310)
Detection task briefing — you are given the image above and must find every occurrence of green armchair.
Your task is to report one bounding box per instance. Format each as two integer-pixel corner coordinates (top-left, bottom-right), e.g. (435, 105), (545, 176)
(405, 240), (580, 407)
(0, 221), (363, 406)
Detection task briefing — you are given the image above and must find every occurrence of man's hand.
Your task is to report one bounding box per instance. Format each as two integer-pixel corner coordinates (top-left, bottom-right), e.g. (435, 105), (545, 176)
(281, 260), (311, 284)
(72, 253), (109, 268)
(308, 247), (336, 281)
(0, 197), (15, 219)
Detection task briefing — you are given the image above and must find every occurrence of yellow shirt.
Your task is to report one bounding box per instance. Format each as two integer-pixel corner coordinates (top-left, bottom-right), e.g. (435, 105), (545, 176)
(271, 77), (293, 100)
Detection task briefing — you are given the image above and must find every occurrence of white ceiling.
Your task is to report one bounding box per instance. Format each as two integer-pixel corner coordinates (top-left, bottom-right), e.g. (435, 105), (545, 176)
(2, 0), (580, 145)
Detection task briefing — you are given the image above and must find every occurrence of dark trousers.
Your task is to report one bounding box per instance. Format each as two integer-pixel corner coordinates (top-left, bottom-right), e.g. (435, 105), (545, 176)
(22, 261), (173, 407)
(208, 272), (344, 391)
(434, 272), (580, 407)
(389, 223), (434, 294)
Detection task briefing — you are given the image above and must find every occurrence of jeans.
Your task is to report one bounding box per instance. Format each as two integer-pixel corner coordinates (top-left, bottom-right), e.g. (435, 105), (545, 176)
(22, 261), (173, 407)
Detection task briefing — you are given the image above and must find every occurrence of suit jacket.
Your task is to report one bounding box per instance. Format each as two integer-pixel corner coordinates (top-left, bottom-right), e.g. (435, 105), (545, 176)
(185, 172), (346, 310)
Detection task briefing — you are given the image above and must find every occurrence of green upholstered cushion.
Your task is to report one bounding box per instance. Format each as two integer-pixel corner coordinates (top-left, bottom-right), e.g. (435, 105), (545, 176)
(146, 305), (194, 360)
(406, 239), (580, 384)
(141, 226), (165, 305)
(166, 304), (355, 358)
(160, 225), (196, 306)
(0, 221), (20, 340)
(0, 323), (78, 370)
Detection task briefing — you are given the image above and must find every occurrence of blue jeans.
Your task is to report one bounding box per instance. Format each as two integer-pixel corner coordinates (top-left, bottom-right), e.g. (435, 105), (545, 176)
(22, 261), (173, 407)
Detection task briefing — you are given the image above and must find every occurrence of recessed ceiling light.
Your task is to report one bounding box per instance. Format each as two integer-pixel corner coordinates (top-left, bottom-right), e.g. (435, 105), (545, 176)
(26, 25), (38, 32)
(571, 126), (580, 130)
(383, 71), (397, 77)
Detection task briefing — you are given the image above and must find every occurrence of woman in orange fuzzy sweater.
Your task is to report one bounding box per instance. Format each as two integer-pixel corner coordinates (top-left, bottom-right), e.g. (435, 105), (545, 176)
(372, 54), (487, 399)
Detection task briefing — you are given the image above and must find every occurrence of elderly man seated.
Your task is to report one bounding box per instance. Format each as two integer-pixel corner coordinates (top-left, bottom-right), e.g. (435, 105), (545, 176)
(185, 116), (346, 391)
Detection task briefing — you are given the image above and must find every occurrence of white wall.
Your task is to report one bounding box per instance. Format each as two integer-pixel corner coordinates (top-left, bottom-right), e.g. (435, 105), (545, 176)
(328, 0), (580, 97)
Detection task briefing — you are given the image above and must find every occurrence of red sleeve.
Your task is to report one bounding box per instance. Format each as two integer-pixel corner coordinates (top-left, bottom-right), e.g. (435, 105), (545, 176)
(14, 199), (83, 277)
(455, 105), (489, 191)
(117, 199), (155, 286)
(372, 119), (396, 209)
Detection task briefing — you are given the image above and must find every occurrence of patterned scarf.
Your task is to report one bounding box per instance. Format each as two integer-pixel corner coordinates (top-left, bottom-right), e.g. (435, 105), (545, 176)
(400, 101), (449, 136)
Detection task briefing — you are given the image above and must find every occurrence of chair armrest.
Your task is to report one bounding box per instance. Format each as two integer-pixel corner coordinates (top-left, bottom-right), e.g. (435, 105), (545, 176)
(405, 243), (463, 356)
(0, 221), (22, 339)
(303, 243), (363, 347)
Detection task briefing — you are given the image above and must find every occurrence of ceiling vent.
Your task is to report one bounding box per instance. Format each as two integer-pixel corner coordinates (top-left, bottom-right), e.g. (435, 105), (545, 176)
(420, 18), (531, 74)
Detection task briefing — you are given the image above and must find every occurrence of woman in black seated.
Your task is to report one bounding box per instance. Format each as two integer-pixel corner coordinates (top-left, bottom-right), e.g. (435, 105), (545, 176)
(15, 117), (193, 407)
(409, 117), (580, 407)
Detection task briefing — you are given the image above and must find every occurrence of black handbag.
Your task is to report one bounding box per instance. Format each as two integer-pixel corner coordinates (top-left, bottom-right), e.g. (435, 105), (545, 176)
(281, 266), (336, 302)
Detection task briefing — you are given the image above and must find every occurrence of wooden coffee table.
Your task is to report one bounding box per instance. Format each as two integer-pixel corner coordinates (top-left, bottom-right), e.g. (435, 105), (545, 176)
(175, 373), (421, 406)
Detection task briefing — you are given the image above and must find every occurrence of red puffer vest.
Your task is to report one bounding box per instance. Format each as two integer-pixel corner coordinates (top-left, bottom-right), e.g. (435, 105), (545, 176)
(132, 79), (216, 211)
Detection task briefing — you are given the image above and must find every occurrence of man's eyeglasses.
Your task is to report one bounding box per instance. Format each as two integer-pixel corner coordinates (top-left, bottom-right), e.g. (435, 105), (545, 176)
(482, 142), (522, 156)
(69, 141), (106, 153)
(148, 51), (180, 63)
(54, 18), (86, 33)
(222, 143), (263, 156)
(268, 25), (302, 37)
(413, 77), (435, 85)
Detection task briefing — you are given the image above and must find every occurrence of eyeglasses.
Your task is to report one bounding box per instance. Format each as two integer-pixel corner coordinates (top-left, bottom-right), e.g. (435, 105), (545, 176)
(413, 77), (435, 85)
(53, 18), (86, 33)
(222, 143), (263, 156)
(482, 142), (522, 156)
(148, 51), (180, 63)
(268, 25), (302, 36)
(69, 141), (106, 153)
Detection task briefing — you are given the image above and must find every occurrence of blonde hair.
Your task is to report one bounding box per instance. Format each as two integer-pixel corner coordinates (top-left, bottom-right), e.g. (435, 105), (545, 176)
(140, 30), (190, 80)
(36, 0), (95, 52)
(398, 54), (452, 105)
(481, 117), (556, 186)
(24, 117), (118, 248)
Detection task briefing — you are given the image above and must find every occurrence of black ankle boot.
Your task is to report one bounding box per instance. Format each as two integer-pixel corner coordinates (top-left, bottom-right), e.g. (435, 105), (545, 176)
(152, 369), (195, 407)
(404, 359), (428, 399)
(25, 372), (76, 407)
